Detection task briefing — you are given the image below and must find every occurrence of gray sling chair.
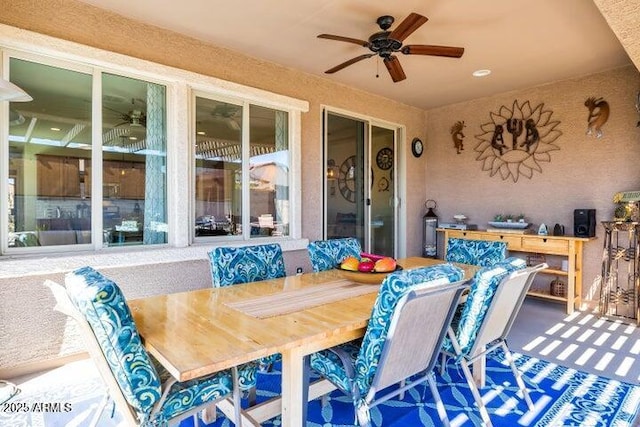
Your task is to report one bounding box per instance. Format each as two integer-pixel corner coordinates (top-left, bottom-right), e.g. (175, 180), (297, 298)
(440, 259), (547, 427)
(303, 263), (468, 427)
(44, 267), (250, 427)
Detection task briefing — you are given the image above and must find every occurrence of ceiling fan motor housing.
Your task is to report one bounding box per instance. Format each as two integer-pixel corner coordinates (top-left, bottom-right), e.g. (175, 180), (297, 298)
(368, 31), (402, 57)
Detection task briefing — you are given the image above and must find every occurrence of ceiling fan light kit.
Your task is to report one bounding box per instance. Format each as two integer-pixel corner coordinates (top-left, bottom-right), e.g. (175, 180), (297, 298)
(318, 12), (464, 82)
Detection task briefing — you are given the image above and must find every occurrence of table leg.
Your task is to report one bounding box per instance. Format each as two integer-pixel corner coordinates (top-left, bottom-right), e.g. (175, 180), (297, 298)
(472, 350), (486, 388)
(281, 346), (306, 427)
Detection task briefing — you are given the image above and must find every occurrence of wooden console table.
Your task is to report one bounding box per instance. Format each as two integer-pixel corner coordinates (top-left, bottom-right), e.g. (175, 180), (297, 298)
(439, 229), (593, 314)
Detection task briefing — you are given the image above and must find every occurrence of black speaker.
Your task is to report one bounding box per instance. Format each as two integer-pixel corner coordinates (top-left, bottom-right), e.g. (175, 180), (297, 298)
(574, 209), (596, 237)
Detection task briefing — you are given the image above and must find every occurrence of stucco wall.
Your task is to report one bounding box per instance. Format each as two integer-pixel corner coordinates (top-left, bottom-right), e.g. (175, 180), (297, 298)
(425, 65), (640, 304)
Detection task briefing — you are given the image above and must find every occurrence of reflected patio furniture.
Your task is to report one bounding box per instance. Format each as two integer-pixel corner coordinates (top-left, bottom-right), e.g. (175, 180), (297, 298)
(208, 243), (286, 401)
(440, 258), (547, 427)
(304, 263), (467, 427)
(445, 237), (507, 267)
(44, 267), (248, 426)
(196, 215), (233, 236)
(307, 237), (362, 272)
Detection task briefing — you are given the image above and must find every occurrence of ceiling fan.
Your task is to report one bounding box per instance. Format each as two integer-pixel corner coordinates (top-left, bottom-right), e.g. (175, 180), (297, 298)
(212, 103), (241, 131)
(318, 12), (464, 82)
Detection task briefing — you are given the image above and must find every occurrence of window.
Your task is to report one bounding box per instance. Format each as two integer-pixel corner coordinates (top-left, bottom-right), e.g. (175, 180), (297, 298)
(2, 32), (306, 256)
(8, 58), (93, 248)
(102, 73), (167, 246)
(5, 56), (167, 250)
(194, 97), (289, 239)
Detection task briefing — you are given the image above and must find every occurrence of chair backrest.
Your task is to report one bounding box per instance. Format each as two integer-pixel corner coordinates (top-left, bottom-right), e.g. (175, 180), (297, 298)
(444, 257), (526, 357)
(445, 237), (507, 267)
(470, 262), (547, 356)
(209, 243), (286, 287)
(355, 263), (465, 398)
(44, 266), (162, 425)
(307, 237), (362, 272)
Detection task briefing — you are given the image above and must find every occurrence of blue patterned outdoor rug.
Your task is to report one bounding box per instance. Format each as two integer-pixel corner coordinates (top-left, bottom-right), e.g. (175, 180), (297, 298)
(195, 351), (640, 427)
(2, 352), (638, 426)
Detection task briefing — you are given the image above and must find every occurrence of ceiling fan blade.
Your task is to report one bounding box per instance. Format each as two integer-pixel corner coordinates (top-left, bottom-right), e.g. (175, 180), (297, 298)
(402, 44), (465, 58)
(389, 13), (428, 42)
(317, 34), (369, 47)
(384, 56), (406, 82)
(325, 54), (375, 74)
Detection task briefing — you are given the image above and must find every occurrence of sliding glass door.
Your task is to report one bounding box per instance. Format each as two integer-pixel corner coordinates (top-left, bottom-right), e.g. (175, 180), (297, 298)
(324, 111), (397, 256)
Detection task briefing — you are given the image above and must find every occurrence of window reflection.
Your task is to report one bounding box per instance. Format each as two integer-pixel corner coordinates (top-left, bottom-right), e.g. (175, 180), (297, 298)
(249, 105), (289, 238)
(102, 73), (167, 246)
(194, 98), (242, 236)
(193, 99), (290, 239)
(7, 58), (93, 248)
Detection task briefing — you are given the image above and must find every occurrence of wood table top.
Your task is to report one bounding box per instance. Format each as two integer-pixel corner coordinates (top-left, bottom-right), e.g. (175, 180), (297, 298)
(128, 257), (478, 381)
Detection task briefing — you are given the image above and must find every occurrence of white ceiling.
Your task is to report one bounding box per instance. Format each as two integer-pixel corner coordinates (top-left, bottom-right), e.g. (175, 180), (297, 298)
(75, 0), (632, 110)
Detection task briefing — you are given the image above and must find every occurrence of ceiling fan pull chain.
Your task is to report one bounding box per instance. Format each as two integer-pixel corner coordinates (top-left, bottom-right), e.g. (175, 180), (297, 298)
(376, 56), (380, 78)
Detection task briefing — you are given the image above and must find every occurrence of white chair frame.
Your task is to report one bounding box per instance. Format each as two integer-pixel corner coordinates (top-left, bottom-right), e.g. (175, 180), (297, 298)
(441, 263), (547, 427)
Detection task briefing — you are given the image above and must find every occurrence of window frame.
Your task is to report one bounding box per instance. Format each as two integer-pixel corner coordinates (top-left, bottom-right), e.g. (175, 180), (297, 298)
(0, 29), (306, 256)
(191, 92), (295, 243)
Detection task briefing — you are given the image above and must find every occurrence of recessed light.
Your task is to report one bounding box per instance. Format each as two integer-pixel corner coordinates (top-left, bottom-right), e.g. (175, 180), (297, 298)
(197, 131), (206, 135)
(472, 69), (491, 77)
(50, 127), (61, 131)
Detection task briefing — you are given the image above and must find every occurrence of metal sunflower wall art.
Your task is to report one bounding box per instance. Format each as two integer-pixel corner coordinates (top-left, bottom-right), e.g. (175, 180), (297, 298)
(474, 100), (562, 182)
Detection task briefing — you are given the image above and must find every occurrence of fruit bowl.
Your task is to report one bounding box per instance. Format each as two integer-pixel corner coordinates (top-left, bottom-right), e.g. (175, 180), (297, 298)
(336, 265), (403, 285)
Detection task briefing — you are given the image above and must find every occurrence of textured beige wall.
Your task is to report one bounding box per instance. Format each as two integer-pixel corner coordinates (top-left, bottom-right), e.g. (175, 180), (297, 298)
(426, 65), (640, 303)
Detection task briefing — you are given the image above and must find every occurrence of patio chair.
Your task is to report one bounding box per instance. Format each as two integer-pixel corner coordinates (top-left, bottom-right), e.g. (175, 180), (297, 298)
(44, 266), (248, 427)
(209, 243), (286, 287)
(307, 237), (362, 272)
(440, 258), (547, 427)
(304, 263), (468, 427)
(208, 243), (286, 400)
(445, 237), (507, 267)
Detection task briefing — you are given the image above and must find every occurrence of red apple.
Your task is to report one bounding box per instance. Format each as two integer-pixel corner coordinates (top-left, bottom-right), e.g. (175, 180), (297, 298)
(358, 260), (375, 272)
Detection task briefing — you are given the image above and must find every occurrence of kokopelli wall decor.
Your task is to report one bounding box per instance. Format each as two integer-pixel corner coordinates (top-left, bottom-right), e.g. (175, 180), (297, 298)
(450, 120), (466, 154)
(584, 96), (610, 138)
(475, 100), (562, 182)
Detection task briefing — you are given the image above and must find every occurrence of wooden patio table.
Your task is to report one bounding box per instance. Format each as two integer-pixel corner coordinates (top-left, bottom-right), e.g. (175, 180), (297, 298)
(128, 257), (479, 426)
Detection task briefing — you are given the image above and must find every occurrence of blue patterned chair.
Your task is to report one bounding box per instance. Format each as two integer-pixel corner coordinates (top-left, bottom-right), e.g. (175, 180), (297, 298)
(44, 266), (250, 426)
(305, 263), (468, 427)
(440, 257), (547, 427)
(307, 237), (362, 272)
(445, 237), (507, 267)
(209, 243), (286, 287)
(208, 244), (285, 398)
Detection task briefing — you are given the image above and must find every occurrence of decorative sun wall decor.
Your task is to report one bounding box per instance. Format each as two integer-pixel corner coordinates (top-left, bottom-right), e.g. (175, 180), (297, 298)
(474, 100), (562, 182)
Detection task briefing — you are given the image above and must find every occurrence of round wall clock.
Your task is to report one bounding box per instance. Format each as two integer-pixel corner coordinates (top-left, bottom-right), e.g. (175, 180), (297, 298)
(338, 155), (356, 203)
(376, 147), (393, 170)
(411, 138), (424, 158)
